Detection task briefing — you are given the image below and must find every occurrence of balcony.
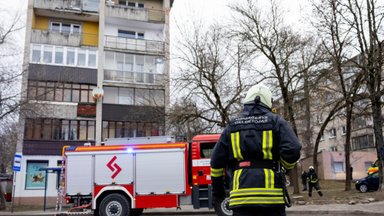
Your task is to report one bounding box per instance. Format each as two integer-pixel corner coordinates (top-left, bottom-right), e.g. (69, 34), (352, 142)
(31, 29), (82, 46)
(105, 4), (165, 23)
(34, 0), (99, 21)
(104, 35), (164, 55)
(104, 70), (165, 85)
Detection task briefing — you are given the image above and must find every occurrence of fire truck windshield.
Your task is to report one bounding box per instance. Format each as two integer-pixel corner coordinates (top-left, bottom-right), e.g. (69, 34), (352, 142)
(200, 142), (216, 158)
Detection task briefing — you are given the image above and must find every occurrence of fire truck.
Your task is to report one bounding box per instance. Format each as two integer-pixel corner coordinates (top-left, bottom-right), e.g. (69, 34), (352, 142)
(63, 134), (231, 216)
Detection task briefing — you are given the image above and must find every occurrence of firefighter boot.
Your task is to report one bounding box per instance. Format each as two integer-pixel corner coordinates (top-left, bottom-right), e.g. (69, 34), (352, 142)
(308, 192), (312, 197)
(318, 191), (323, 196)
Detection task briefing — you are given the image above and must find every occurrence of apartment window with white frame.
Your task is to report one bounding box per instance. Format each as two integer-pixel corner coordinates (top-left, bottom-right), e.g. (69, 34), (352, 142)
(30, 44), (97, 68)
(118, 0), (144, 8)
(50, 21), (81, 34)
(118, 29), (145, 39)
(104, 51), (163, 74)
(329, 128), (336, 139)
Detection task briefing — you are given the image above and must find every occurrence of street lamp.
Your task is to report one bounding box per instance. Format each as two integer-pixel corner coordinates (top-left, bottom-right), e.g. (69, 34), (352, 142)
(92, 87), (104, 102)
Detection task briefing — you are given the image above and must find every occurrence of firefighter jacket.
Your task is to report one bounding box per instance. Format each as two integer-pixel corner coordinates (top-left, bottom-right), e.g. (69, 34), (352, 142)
(210, 103), (302, 209)
(307, 170), (319, 184)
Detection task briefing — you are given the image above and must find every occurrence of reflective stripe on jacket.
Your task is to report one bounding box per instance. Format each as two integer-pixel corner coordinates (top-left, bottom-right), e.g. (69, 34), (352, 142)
(210, 104), (302, 209)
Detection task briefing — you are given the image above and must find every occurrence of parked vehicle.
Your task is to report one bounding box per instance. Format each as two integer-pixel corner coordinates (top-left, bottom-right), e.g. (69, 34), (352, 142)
(63, 134), (232, 216)
(355, 171), (379, 193)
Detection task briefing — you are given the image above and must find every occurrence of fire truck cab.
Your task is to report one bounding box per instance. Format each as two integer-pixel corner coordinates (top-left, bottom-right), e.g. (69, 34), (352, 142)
(63, 134), (229, 216)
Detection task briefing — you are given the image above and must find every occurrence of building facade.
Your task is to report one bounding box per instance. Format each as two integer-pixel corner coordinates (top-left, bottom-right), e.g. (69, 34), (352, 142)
(284, 68), (378, 180)
(14, 0), (172, 205)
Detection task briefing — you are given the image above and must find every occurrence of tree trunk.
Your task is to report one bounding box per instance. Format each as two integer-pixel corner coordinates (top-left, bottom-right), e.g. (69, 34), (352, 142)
(371, 96), (384, 190)
(344, 102), (353, 191)
(0, 186), (6, 210)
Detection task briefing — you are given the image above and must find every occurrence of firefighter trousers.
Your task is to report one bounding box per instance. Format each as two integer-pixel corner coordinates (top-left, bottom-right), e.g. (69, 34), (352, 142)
(232, 206), (286, 216)
(308, 182), (323, 197)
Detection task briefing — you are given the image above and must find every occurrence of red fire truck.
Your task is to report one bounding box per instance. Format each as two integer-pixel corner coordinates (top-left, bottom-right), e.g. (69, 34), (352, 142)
(63, 134), (231, 216)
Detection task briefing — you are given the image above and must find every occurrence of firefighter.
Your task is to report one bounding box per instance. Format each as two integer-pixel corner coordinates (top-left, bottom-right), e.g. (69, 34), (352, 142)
(210, 84), (302, 216)
(307, 166), (323, 197)
(301, 170), (308, 191)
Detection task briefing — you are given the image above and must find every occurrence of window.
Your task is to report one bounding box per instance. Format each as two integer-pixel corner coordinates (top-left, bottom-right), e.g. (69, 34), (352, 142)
(32, 45), (41, 62)
(77, 50), (86, 66)
(200, 143), (216, 158)
(118, 30), (136, 39)
(135, 88), (149, 105)
(88, 51), (97, 67)
(104, 87), (119, 104)
(330, 146), (338, 151)
(66, 48), (75, 65)
(28, 81), (96, 103)
(119, 0), (143, 8)
(55, 47), (64, 64)
(333, 162), (344, 172)
(51, 22), (61, 32)
(352, 134), (374, 150)
(341, 125), (346, 135)
(25, 119), (98, 141)
(30, 44), (97, 68)
(101, 121), (163, 140)
(119, 88), (134, 105)
(329, 128), (336, 138)
(25, 161), (48, 189)
(43, 46), (53, 63)
(50, 22), (82, 34)
(118, 29), (145, 39)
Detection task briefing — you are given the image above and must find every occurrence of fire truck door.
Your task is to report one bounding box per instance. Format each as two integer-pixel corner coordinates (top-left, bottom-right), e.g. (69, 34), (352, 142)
(94, 153), (134, 185)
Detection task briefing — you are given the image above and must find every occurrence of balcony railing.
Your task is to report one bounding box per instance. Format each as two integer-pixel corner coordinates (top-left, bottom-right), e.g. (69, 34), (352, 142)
(104, 35), (164, 54)
(104, 70), (165, 85)
(31, 29), (82, 46)
(105, 4), (165, 23)
(34, 0), (99, 13)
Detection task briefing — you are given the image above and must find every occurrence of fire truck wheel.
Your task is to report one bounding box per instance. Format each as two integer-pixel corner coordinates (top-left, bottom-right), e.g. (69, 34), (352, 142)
(131, 208), (144, 216)
(99, 194), (130, 216)
(214, 197), (233, 216)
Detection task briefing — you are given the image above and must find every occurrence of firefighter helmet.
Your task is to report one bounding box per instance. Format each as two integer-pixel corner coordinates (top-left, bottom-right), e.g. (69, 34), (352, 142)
(309, 166), (314, 170)
(243, 84), (272, 108)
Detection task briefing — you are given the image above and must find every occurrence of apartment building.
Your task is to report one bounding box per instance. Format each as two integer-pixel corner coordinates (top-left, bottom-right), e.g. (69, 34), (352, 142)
(14, 0), (172, 205)
(285, 69), (377, 180)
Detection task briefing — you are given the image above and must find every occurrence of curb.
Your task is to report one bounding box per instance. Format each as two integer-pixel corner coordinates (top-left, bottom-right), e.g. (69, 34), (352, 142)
(286, 210), (383, 215)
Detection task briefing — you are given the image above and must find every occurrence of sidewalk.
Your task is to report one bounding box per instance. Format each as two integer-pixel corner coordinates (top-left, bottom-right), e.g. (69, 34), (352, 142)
(0, 201), (383, 215)
(287, 200), (384, 215)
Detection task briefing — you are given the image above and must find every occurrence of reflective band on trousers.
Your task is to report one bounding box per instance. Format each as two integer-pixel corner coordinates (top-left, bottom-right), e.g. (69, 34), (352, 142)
(264, 168), (275, 188)
(262, 130), (273, 160)
(230, 196), (285, 206)
(231, 132), (243, 160)
(210, 167), (225, 177)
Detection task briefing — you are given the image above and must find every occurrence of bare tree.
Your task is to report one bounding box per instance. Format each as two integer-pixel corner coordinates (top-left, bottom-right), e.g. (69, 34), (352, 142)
(230, 0), (326, 194)
(341, 0), (384, 190)
(167, 97), (213, 141)
(0, 5), (24, 210)
(171, 23), (253, 131)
